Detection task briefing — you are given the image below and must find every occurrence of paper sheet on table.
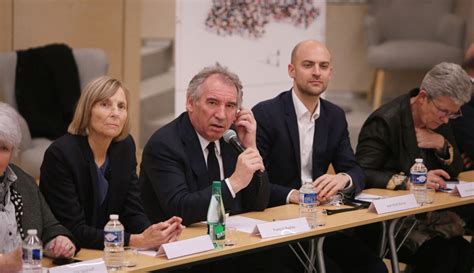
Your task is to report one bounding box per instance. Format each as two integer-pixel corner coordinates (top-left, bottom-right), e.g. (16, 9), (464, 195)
(48, 258), (107, 273)
(446, 180), (471, 190)
(446, 182), (461, 190)
(139, 249), (161, 257)
(226, 215), (267, 233)
(355, 193), (383, 202)
(441, 180), (464, 193)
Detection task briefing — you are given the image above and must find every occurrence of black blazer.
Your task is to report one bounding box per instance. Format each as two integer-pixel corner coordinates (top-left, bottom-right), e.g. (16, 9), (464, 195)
(252, 90), (365, 207)
(356, 89), (463, 188)
(39, 134), (150, 249)
(139, 112), (270, 226)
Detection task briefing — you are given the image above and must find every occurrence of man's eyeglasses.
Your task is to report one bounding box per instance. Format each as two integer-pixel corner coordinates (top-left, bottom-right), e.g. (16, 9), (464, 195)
(428, 96), (462, 119)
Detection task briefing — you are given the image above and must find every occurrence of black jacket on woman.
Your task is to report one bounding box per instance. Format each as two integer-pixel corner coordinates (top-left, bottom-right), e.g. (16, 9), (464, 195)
(39, 134), (150, 249)
(356, 88), (463, 188)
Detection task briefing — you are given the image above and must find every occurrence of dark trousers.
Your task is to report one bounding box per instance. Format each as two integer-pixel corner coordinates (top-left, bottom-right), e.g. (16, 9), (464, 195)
(355, 221), (474, 273)
(324, 232), (388, 273)
(413, 236), (474, 273)
(256, 232), (387, 273)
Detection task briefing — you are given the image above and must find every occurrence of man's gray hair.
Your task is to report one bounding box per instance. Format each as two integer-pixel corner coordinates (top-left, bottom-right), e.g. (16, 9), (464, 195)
(0, 102), (22, 155)
(420, 62), (472, 105)
(186, 63), (243, 108)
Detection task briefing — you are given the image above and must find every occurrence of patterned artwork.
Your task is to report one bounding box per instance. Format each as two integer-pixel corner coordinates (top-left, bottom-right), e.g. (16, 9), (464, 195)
(205, 0), (320, 39)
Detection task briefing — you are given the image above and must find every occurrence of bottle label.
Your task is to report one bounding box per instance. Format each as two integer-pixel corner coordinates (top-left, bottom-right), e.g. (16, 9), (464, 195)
(32, 249), (41, 260)
(22, 248), (42, 261)
(301, 192), (317, 204)
(411, 173), (427, 185)
(104, 231), (123, 244)
(208, 223), (225, 241)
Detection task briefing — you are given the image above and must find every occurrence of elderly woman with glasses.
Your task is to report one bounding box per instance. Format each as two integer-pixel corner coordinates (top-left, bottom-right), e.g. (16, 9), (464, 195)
(355, 62), (474, 273)
(39, 76), (183, 251)
(0, 102), (76, 273)
(356, 62), (471, 191)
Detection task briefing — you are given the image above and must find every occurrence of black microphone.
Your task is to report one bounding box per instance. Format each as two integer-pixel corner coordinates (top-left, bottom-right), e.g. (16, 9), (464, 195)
(223, 129), (264, 177)
(223, 129), (245, 153)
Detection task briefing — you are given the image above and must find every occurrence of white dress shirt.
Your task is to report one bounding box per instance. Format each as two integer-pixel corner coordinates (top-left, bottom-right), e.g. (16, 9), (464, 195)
(286, 91), (352, 203)
(293, 91), (321, 184)
(0, 166), (21, 253)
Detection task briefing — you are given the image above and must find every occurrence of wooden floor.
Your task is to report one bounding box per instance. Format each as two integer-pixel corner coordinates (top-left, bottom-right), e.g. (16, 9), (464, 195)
(384, 259), (407, 273)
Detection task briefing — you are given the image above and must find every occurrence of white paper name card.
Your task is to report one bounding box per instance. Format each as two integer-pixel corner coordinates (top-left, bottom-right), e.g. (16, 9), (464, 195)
(456, 182), (474, 197)
(369, 194), (418, 214)
(256, 217), (310, 239)
(49, 258), (107, 273)
(158, 235), (214, 259)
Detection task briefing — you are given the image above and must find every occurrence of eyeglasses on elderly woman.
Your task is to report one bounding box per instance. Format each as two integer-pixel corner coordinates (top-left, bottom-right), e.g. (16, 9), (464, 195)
(427, 95), (463, 120)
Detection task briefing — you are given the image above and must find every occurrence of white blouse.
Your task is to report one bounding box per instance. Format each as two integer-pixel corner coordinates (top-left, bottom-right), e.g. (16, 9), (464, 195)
(0, 167), (22, 253)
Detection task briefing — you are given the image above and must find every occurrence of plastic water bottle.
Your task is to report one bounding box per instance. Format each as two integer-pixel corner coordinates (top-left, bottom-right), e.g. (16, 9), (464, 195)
(300, 181), (317, 228)
(22, 229), (42, 272)
(104, 214), (124, 270)
(410, 158), (428, 205)
(207, 181), (226, 248)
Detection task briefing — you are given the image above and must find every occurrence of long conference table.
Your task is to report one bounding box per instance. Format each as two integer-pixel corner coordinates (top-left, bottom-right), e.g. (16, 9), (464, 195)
(43, 171), (474, 272)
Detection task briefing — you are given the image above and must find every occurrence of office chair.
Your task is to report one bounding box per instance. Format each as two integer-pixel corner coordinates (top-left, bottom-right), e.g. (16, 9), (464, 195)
(365, 0), (465, 109)
(0, 48), (108, 178)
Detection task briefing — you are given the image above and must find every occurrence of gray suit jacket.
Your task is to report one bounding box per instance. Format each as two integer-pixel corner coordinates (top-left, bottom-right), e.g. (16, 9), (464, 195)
(9, 164), (75, 247)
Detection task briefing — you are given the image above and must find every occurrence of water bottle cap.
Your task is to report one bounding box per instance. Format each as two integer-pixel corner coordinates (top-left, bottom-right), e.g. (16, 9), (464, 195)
(27, 229), (37, 235)
(109, 214), (119, 220)
(415, 158), (423, 163)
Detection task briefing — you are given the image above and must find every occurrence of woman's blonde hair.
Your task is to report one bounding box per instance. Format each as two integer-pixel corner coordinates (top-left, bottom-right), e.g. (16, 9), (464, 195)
(68, 76), (131, 141)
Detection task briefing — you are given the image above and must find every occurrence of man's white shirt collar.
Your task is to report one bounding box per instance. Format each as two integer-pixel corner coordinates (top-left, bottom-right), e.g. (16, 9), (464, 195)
(195, 130), (237, 197)
(195, 131), (221, 162)
(292, 90), (320, 122)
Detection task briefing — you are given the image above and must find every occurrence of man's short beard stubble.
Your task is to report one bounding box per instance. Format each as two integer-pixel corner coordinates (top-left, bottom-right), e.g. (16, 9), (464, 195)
(297, 82), (326, 98)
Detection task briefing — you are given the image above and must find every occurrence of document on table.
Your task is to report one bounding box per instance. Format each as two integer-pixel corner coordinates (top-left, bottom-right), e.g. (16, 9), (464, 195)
(355, 193), (383, 202)
(441, 180), (466, 193)
(226, 215), (267, 233)
(139, 249), (160, 257)
(49, 258), (107, 273)
(439, 182), (456, 193)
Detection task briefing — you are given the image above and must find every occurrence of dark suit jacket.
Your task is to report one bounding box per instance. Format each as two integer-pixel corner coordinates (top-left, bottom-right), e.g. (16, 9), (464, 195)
(139, 112), (270, 226)
(252, 90), (365, 207)
(452, 96), (474, 167)
(39, 134), (150, 249)
(356, 88), (463, 188)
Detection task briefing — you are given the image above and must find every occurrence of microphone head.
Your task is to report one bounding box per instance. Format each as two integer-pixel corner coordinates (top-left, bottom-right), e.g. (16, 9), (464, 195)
(223, 129), (237, 143)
